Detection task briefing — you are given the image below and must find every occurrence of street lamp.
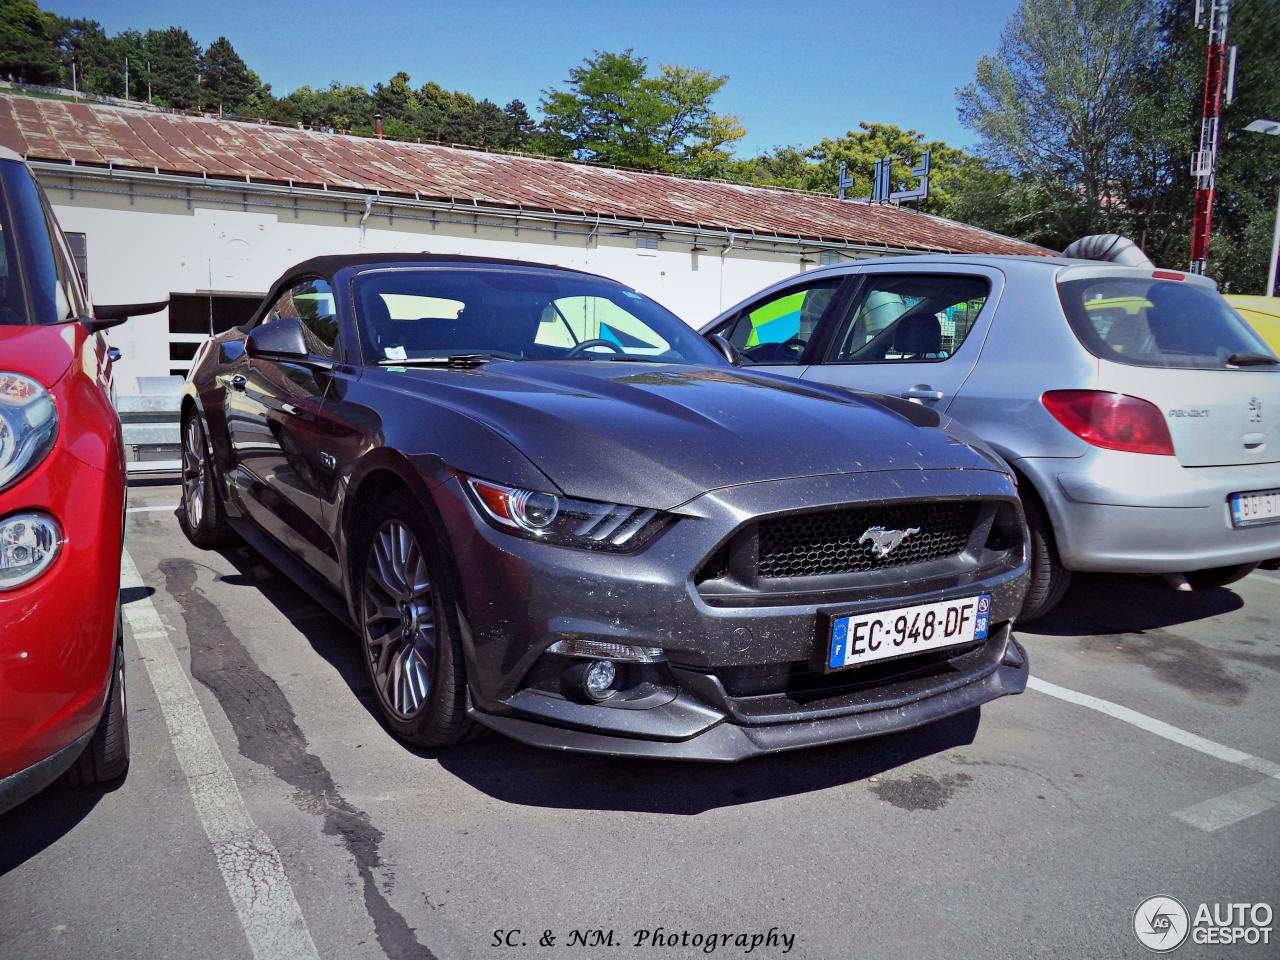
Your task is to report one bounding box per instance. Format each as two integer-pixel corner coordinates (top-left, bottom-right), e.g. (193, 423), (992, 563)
(1244, 118), (1280, 297)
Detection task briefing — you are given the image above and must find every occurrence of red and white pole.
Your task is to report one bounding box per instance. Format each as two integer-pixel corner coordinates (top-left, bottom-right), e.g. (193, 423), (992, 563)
(1189, 0), (1233, 274)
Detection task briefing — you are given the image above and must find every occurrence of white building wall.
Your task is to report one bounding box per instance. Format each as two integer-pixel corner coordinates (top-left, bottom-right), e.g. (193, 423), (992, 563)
(43, 176), (835, 395)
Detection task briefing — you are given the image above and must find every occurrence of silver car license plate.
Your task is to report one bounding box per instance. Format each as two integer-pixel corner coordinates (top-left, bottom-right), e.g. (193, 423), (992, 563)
(827, 594), (991, 671)
(1230, 488), (1280, 528)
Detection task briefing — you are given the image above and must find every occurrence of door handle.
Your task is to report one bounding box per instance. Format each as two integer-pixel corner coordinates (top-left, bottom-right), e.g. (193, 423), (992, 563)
(230, 375), (247, 391)
(106, 347), (122, 363)
(900, 384), (944, 401)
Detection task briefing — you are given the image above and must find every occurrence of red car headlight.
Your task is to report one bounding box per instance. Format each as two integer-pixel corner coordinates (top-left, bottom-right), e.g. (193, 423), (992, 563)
(0, 372), (59, 491)
(0, 512), (62, 590)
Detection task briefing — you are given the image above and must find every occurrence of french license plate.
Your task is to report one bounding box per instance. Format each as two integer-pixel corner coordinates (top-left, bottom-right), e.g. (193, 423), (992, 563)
(826, 594), (991, 671)
(1230, 489), (1280, 528)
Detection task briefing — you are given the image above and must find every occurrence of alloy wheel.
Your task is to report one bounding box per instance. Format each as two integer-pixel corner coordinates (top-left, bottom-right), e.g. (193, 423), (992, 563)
(363, 519), (437, 719)
(182, 418), (206, 530)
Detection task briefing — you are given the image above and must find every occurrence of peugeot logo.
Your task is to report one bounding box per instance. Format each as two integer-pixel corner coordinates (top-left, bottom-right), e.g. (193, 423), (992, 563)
(1249, 396), (1262, 424)
(858, 526), (920, 558)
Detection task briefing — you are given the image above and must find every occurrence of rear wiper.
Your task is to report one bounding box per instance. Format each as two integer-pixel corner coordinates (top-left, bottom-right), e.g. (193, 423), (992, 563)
(378, 354), (494, 368)
(1226, 352), (1279, 366)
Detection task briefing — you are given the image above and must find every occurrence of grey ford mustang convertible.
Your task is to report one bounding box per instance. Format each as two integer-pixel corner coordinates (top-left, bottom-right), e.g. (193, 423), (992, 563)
(180, 254), (1030, 760)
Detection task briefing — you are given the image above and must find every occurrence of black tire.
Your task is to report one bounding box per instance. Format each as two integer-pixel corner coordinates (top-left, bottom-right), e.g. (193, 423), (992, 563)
(1018, 492), (1072, 622)
(1258, 558), (1280, 571)
(357, 490), (479, 747)
(60, 623), (130, 787)
(180, 412), (234, 547)
(1185, 563), (1258, 590)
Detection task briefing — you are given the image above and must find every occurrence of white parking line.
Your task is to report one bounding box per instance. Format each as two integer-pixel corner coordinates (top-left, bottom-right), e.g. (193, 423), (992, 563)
(127, 505), (175, 513)
(1027, 676), (1280, 832)
(1172, 778), (1280, 832)
(121, 550), (321, 960)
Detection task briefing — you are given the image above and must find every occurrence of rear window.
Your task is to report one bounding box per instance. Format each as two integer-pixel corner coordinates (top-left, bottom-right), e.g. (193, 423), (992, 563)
(1060, 277), (1273, 369)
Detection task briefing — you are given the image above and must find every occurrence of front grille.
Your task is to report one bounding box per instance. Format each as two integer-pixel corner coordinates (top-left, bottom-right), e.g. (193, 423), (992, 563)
(756, 500), (980, 578)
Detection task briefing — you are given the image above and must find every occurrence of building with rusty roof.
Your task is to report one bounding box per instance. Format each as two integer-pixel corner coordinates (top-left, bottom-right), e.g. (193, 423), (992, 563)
(0, 93), (1046, 393)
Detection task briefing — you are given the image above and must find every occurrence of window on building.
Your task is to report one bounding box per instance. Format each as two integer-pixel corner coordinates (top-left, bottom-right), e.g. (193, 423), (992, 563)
(167, 292), (265, 376)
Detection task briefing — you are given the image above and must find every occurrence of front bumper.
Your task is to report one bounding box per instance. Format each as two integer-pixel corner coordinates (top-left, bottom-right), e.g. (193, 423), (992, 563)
(433, 468), (1029, 761)
(1019, 451), (1280, 573)
(0, 444), (122, 784)
(469, 634), (1028, 762)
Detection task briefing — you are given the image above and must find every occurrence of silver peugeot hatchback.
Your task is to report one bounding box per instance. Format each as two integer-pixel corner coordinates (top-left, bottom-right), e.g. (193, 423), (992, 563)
(701, 249), (1280, 620)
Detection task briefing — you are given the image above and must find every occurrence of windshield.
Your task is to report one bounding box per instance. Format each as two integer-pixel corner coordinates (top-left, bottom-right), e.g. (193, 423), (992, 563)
(353, 267), (722, 366)
(0, 160), (80, 326)
(1059, 276), (1274, 369)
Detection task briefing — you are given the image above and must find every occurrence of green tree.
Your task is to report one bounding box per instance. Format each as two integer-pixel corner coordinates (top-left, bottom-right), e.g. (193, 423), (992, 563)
(282, 82), (374, 132)
(142, 27), (201, 108)
(0, 0), (62, 84)
(957, 0), (1158, 245)
(538, 49), (744, 172)
(500, 99), (536, 149)
(103, 29), (146, 99)
(52, 16), (112, 93)
(201, 36), (255, 114)
(372, 70), (419, 124)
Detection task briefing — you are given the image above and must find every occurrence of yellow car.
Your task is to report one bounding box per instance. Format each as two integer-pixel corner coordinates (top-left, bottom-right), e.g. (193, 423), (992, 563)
(1225, 295), (1280, 355)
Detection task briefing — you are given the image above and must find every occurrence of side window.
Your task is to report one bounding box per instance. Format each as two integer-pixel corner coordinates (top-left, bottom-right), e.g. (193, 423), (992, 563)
(264, 278), (339, 358)
(724, 279), (841, 365)
(827, 274), (990, 363)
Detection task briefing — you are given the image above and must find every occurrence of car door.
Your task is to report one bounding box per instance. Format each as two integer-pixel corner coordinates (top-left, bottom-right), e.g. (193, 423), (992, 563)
(802, 266), (1005, 413)
(225, 277), (343, 575)
(705, 276), (849, 376)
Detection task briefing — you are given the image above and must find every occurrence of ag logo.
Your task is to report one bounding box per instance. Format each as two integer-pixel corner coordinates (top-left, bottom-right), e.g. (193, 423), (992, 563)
(1134, 896), (1190, 952)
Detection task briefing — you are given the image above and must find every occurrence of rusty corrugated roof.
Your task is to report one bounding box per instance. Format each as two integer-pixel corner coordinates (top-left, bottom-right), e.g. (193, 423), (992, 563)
(0, 94), (1048, 256)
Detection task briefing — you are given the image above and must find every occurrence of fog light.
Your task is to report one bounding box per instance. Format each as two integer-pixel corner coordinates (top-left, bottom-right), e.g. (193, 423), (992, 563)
(0, 512), (62, 590)
(585, 660), (615, 696)
(562, 659), (618, 702)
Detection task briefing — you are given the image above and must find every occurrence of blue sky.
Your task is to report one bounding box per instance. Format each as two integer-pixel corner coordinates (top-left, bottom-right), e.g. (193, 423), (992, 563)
(45, 0), (1019, 155)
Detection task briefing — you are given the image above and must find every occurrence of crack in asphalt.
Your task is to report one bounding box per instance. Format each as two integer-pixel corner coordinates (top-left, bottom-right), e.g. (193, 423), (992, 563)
(160, 558), (436, 960)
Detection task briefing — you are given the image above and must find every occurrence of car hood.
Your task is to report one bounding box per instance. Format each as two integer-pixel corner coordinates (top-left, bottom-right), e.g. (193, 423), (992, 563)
(0, 323), (77, 386)
(381, 360), (1005, 510)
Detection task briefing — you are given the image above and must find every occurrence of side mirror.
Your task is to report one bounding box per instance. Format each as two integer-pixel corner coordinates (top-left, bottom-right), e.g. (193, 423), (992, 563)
(85, 299), (170, 331)
(706, 333), (742, 366)
(247, 317), (309, 362)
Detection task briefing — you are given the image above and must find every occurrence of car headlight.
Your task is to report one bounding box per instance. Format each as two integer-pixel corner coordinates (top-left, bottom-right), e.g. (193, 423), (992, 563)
(463, 477), (669, 551)
(0, 373), (59, 491)
(0, 512), (63, 589)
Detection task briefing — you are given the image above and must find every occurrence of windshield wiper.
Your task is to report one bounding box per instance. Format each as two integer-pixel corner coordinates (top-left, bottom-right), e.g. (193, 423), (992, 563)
(1226, 352), (1279, 366)
(378, 354), (495, 369)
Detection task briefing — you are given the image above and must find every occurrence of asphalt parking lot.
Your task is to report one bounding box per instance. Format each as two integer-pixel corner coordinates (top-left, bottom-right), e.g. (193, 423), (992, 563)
(2, 480), (1278, 960)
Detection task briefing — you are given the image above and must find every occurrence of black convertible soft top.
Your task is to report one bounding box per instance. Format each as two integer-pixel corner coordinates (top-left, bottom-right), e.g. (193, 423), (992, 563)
(247, 252), (610, 328)
(279, 252), (601, 287)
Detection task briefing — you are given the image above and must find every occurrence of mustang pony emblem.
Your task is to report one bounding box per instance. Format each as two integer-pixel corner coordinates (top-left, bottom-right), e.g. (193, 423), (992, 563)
(858, 526), (921, 559)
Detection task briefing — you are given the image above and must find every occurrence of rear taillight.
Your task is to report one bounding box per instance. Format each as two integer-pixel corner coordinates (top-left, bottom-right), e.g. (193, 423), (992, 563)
(1041, 390), (1175, 456)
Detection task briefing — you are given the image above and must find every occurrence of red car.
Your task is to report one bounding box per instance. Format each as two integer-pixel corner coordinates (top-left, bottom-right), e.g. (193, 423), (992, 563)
(0, 149), (160, 813)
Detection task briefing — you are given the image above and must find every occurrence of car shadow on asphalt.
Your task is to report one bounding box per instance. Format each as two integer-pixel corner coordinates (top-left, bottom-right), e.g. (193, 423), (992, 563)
(211, 544), (384, 722)
(0, 787), (109, 875)
(210, 545), (984, 814)
(1019, 573), (1244, 637)
(433, 709), (981, 814)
